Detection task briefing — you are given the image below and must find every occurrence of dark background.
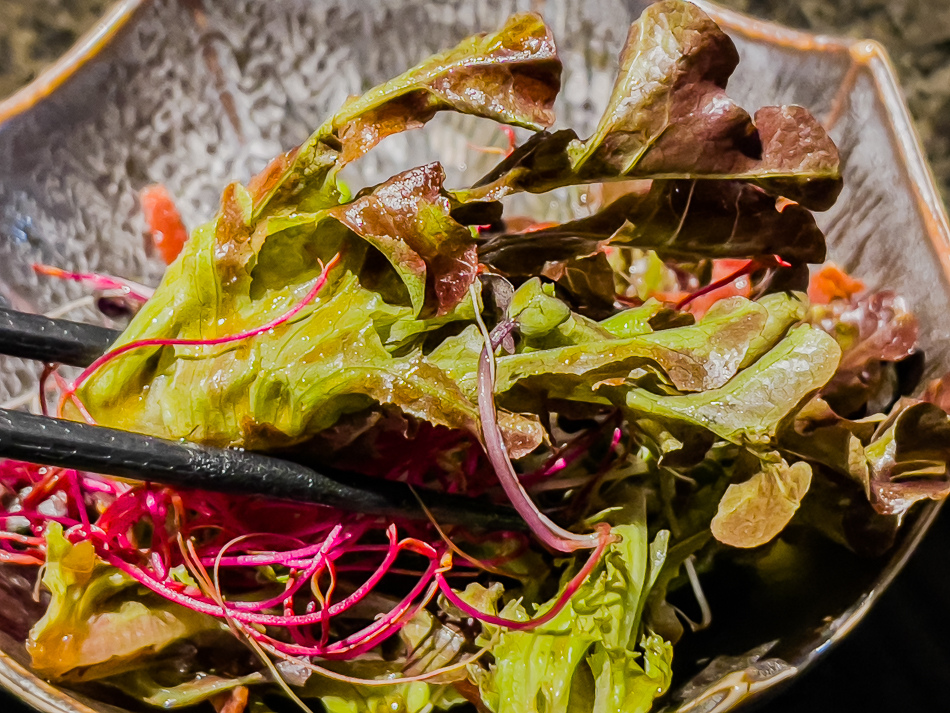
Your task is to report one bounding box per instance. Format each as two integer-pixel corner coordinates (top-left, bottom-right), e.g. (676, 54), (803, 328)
(1, 0), (949, 711)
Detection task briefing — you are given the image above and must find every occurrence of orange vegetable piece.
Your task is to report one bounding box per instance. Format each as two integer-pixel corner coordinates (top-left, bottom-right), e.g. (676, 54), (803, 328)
(808, 263), (865, 304)
(140, 184), (189, 265)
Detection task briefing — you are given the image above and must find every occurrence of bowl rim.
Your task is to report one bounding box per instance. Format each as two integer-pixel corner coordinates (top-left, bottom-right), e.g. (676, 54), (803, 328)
(1, 2), (949, 712)
(0, 0), (146, 128)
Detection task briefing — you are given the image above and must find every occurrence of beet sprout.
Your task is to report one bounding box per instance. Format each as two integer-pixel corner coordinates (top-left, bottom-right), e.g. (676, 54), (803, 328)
(410, 484), (521, 578)
(32, 263), (154, 303)
(676, 255), (791, 311)
(0, 250), (616, 677)
(499, 125), (518, 156)
(470, 284), (602, 553)
(187, 537), (319, 713)
(519, 415), (621, 489)
(0, 551), (45, 565)
(466, 124), (518, 159)
(57, 253), (341, 418)
(19, 476), (448, 662)
(258, 634), (496, 687)
(435, 522), (612, 631)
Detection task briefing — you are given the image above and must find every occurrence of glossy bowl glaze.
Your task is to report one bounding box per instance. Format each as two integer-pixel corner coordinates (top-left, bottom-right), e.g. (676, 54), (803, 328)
(1, 2), (949, 712)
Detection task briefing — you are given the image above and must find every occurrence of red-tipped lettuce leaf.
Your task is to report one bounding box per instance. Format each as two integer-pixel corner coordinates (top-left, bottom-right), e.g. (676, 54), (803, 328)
(330, 12), (560, 163)
(251, 13), (561, 215)
(862, 400), (950, 516)
(479, 179), (826, 275)
(465, 1), (841, 210)
(328, 164), (478, 317)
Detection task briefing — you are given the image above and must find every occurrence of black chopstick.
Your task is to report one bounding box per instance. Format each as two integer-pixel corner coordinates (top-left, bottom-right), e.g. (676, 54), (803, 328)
(0, 307), (526, 530)
(0, 407), (526, 531)
(0, 307), (121, 367)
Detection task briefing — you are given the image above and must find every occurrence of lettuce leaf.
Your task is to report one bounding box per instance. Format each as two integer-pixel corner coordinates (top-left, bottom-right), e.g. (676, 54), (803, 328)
(304, 678), (465, 713)
(809, 290), (920, 416)
(465, 1), (840, 210)
(777, 395), (950, 517)
(78, 12), (565, 448)
(625, 324), (841, 445)
(497, 296), (770, 394)
(77, 167), (542, 455)
(850, 400), (950, 516)
(711, 458), (812, 548)
(470, 493), (672, 713)
(251, 13), (561, 215)
(480, 180), (827, 277)
(108, 670), (265, 709)
(327, 12), (560, 163)
(27, 524), (223, 682)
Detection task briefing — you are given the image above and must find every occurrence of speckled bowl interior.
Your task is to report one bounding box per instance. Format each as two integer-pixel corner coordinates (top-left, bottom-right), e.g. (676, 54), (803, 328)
(1, 1), (949, 712)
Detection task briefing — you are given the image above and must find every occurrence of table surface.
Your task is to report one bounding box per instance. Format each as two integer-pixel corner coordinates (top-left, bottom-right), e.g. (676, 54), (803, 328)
(1, 1), (949, 712)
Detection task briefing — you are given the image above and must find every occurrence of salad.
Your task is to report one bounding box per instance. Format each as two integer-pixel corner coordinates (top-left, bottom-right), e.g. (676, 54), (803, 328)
(3, 2), (950, 712)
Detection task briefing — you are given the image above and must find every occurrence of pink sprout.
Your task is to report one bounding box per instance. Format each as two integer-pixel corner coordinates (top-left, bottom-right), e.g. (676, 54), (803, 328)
(33, 263), (154, 303)
(58, 253), (341, 417)
(475, 333), (601, 553)
(436, 523), (613, 631)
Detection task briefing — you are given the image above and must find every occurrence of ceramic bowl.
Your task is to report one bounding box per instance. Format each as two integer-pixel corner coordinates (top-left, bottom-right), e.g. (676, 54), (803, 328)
(1, 1), (949, 712)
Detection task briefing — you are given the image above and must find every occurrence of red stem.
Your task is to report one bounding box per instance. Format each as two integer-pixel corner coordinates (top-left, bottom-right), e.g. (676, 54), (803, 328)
(436, 524), (613, 631)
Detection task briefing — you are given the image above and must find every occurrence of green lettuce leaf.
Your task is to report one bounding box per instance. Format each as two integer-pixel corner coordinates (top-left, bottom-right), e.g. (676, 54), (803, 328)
(599, 299), (667, 339)
(710, 458), (812, 548)
(625, 324), (841, 445)
(107, 670), (265, 709)
(470, 492), (672, 713)
(304, 677), (465, 713)
(431, 287), (806, 420)
(77, 168), (542, 455)
(497, 296), (770, 394)
(27, 524), (223, 682)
